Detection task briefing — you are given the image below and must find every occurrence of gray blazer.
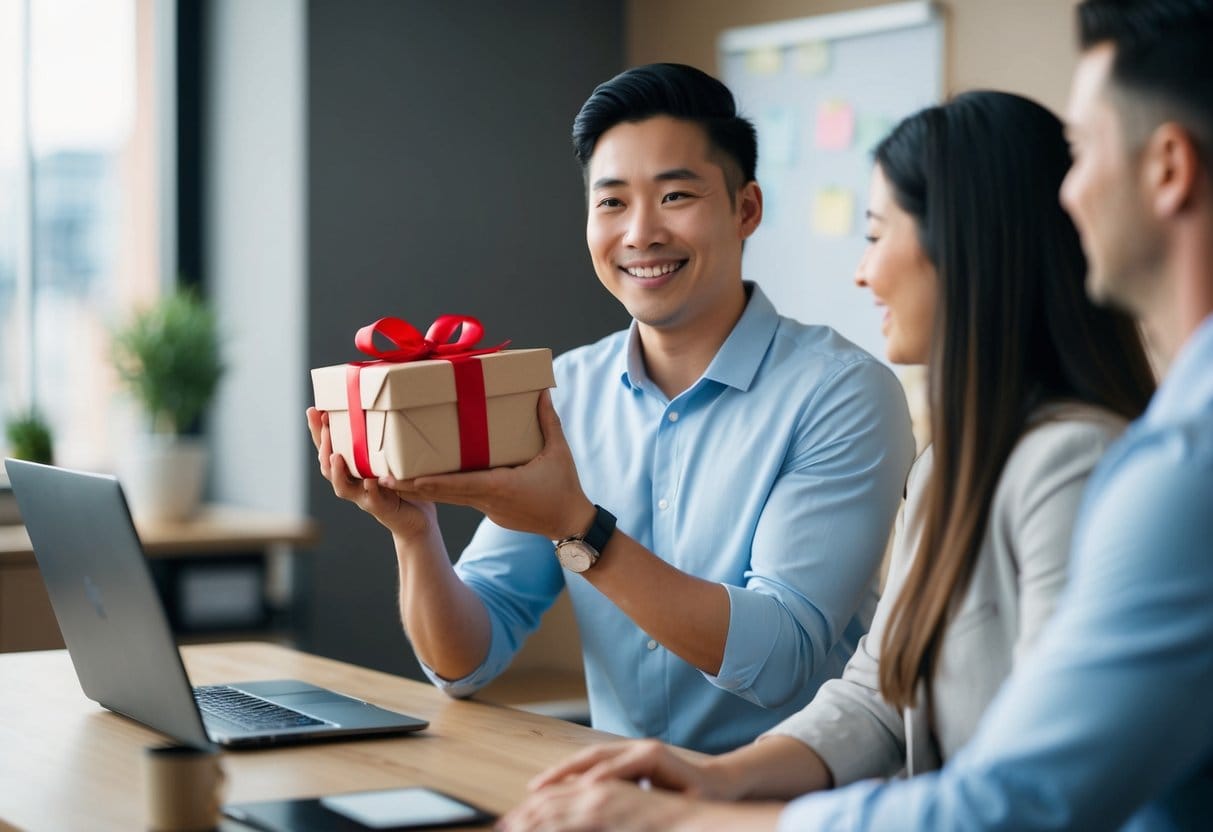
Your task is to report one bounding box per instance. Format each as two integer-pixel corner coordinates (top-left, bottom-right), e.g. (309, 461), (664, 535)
(764, 406), (1126, 785)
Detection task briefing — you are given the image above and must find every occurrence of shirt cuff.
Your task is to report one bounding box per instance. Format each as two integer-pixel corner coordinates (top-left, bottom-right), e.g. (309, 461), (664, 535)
(417, 654), (496, 699)
(702, 583), (780, 695)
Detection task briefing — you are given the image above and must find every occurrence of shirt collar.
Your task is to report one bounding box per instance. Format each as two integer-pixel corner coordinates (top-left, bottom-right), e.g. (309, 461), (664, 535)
(1144, 312), (1213, 425)
(619, 282), (780, 394)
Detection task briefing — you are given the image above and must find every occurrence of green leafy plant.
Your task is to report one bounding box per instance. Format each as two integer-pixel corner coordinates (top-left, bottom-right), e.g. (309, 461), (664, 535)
(111, 287), (225, 435)
(5, 409), (53, 464)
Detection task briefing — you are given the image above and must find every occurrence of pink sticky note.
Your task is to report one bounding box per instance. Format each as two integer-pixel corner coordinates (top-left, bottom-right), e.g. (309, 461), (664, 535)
(815, 100), (855, 151)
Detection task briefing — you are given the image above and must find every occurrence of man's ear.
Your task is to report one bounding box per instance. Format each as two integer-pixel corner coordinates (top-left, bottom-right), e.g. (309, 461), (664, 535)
(737, 181), (763, 240)
(1144, 122), (1201, 218)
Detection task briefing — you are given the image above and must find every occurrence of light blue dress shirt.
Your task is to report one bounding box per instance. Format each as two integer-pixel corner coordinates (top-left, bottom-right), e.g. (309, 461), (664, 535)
(422, 283), (914, 754)
(780, 313), (1213, 830)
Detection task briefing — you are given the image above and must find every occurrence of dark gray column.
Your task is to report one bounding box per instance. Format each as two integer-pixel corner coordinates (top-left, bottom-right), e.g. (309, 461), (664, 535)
(306, 0), (627, 677)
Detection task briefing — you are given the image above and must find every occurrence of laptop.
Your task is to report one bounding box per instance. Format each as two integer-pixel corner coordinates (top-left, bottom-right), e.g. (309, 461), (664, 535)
(4, 457), (429, 749)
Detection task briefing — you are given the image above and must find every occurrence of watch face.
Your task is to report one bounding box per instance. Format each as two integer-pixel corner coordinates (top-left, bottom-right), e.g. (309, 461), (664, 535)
(557, 540), (596, 573)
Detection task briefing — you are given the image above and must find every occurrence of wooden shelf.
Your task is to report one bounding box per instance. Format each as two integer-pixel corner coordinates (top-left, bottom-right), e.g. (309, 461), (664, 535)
(0, 505), (319, 653)
(0, 504), (319, 566)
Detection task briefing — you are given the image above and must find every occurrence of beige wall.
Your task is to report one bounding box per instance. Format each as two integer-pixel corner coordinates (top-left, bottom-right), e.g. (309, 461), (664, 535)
(627, 0), (1080, 115)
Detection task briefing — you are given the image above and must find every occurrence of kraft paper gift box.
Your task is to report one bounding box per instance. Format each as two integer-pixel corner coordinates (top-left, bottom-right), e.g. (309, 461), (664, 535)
(311, 316), (555, 480)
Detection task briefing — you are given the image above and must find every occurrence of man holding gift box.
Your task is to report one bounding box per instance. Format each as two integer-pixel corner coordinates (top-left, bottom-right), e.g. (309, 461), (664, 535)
(308, 63), (914, 754)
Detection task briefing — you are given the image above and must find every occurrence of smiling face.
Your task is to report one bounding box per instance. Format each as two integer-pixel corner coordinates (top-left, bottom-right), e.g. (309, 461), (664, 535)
(1060, 43), (1161, 314)
(585, 116), (760, 336)
(855, 165), (938, 366)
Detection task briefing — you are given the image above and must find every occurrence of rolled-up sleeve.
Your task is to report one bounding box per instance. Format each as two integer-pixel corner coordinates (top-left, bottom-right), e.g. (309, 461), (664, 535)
(706, 359), (914, 708)
(419, 517), (564, 698)
(760, 451), (927, 786)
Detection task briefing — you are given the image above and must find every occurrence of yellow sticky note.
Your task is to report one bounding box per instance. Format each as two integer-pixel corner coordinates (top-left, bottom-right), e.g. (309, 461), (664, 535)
(745, 46), (782, 76)
(812, 188), (854, 237)
(793, 41), (830, 76)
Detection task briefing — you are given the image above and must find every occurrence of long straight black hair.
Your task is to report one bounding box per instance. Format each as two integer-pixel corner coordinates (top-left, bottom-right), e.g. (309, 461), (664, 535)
(876, 91), (1157, 709)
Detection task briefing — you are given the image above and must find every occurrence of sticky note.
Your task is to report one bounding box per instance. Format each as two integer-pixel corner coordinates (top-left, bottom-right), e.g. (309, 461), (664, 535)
(815, 100), (855, 151)
(758, 107), (797, 168)
(812, 187), (854, 237)
(793, 41), (830, 76)
(745, 46), (782, 76)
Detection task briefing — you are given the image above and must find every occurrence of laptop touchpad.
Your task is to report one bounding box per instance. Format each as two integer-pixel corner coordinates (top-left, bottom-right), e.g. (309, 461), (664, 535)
(271, 690), (347, 707)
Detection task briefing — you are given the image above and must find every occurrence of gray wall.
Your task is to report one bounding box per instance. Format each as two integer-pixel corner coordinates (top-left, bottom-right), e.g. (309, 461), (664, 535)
(305, 1), (628, 677)
(208, 0), (307, 521)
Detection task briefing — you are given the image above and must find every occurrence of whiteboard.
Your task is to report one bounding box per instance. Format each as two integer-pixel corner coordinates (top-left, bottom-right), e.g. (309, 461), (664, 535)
(720, 1), (943, 364)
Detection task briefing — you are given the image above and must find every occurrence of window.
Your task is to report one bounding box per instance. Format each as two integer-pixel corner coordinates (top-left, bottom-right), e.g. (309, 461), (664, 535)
(1, 0), (167, 470)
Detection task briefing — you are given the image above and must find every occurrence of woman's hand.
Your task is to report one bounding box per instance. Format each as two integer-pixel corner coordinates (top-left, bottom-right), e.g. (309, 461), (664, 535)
(306, 407), (437, 543)
(386, 390), (596, 541)
(528, 740), (737, 800)
(498, 779), (783, 832)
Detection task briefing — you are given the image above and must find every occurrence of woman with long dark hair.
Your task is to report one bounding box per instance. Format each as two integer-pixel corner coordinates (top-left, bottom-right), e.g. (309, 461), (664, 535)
(496, 90), (1157, 831)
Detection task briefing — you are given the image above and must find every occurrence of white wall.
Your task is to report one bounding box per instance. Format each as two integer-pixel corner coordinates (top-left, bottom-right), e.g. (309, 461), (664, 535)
(205, 0), (306, 516)
(628, 0), (1080, 116)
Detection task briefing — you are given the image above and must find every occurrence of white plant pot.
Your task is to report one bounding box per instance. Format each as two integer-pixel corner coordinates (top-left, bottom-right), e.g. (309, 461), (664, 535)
(120, 434), (208, 523)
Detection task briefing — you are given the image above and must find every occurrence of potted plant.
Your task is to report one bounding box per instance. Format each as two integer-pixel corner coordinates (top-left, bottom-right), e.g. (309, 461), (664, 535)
(5, 408), (54, 464)
(111, 287), (225, 521)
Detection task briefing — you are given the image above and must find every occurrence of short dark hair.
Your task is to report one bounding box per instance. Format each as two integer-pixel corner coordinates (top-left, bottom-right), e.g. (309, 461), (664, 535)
(873, 91), (1155, 709)
(1077, 0), (1213, 160)
(571, 63), (758, 193)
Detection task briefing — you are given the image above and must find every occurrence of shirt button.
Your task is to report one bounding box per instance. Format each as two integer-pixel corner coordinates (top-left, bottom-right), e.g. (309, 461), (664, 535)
(646, 639), (658, 650)
(657, 499), (669, 511)
(667, 412), (679, 422)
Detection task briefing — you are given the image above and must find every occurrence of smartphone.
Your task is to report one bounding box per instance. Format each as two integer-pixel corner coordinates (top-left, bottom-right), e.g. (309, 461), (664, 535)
(224, 786), (496, 831)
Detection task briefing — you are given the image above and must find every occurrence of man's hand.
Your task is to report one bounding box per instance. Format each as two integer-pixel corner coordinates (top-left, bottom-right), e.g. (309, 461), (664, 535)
(305, 407), (437, 542)
(385, 390), (596, 541)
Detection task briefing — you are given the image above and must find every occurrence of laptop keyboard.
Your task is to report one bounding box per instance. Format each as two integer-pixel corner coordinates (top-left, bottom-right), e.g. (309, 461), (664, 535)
(194, 685), (329, 731)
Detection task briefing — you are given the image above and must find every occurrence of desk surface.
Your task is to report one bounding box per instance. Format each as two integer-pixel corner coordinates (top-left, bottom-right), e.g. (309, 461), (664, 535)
(0, 504), (320, 566)
(0, 641), (614, 831)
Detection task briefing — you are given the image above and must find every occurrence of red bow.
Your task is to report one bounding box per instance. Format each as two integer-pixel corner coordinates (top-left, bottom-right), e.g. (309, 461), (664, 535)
(345, 315), (508, 477)
(352, 314), (505, 364)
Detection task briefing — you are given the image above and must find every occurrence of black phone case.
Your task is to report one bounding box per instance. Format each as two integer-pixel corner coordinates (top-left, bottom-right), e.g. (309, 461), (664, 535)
(224, 787), (496, 832)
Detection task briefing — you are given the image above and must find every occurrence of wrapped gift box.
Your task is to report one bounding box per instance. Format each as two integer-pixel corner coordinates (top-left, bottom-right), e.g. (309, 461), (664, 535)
(312, 348), (555, 479)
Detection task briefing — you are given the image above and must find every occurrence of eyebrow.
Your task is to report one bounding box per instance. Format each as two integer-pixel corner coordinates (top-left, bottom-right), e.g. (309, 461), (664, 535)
(591, 167), (706, 190)
(865, 209), (884, 221)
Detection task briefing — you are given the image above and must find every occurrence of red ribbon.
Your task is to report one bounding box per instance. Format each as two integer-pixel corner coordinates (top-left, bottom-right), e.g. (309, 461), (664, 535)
(344, 315), (508, 477)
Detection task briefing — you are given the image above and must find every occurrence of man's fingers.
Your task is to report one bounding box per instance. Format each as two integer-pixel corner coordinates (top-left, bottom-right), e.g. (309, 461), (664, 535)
(362, 477), (403, 515)
(410, 469), (498, 502)
(329, 454), (364, 500)
(536, 389), (570, 452)
(318, 424), (336, 479)
(306, 408), (324, 451)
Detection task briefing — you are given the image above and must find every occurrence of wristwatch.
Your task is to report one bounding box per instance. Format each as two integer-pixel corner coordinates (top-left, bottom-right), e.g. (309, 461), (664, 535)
(554, 505), (616, 573)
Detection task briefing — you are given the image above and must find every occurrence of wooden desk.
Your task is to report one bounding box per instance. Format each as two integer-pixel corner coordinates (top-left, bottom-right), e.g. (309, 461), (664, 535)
(0, 507), (319, 652)
(0, 642), (615, 831)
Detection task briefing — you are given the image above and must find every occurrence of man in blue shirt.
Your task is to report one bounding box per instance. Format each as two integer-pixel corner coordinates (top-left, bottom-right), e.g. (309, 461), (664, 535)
(309, 64), (914, 754)
(486, 3), (1213, 830)
(776, 3), (1213, 825)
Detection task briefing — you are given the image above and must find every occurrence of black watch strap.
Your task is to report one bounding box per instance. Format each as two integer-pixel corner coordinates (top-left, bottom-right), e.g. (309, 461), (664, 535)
(582, 505), (617, 554)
